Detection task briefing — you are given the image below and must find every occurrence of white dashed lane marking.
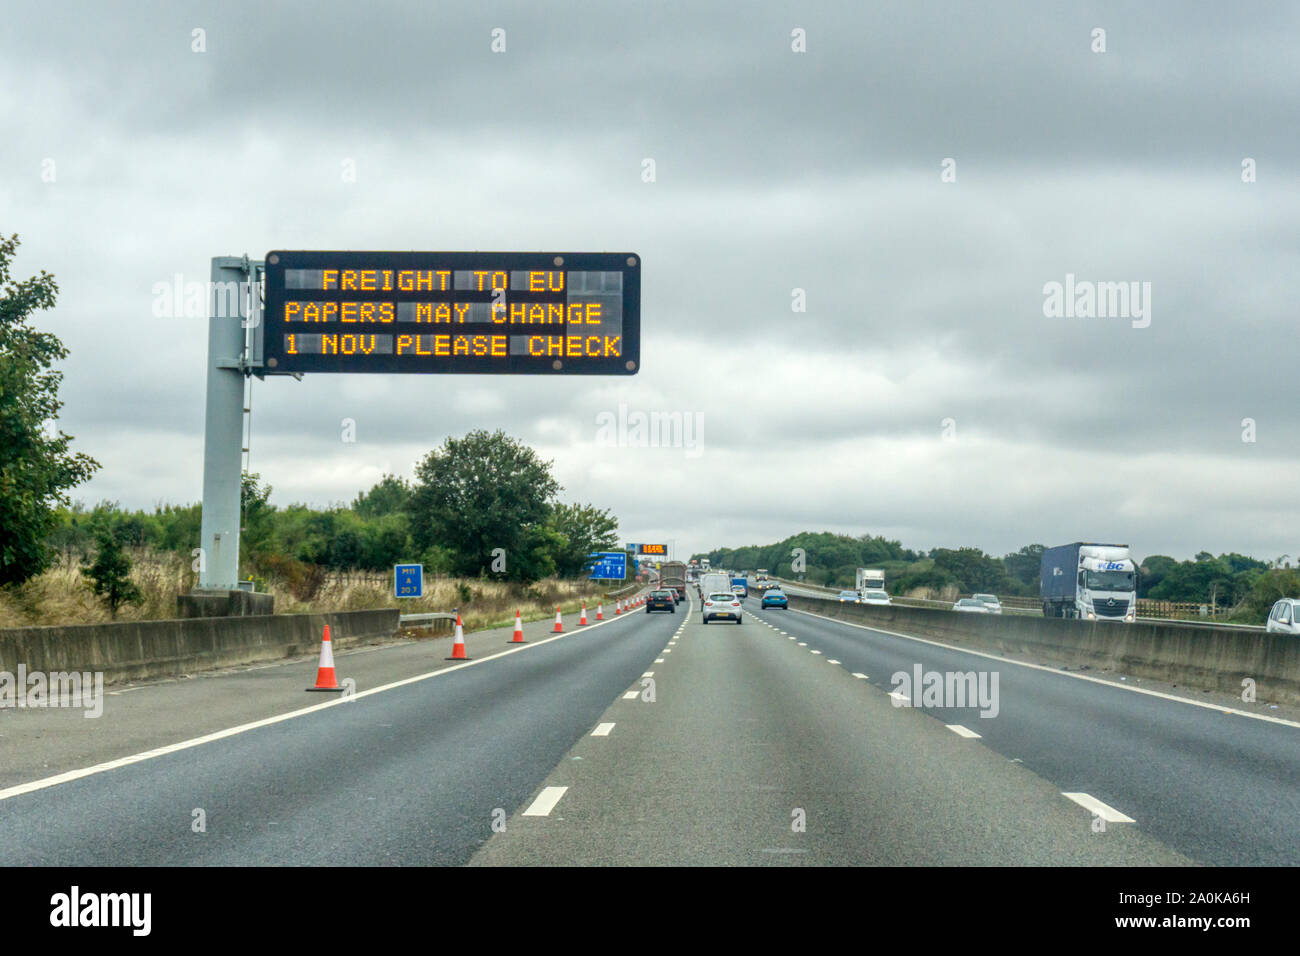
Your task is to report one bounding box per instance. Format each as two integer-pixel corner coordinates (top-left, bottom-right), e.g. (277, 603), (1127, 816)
(945, 724), (981, 739)
(1061, 792), (1135, 823)
(591, 722), (615, 736)
(522, 786), (568, 816)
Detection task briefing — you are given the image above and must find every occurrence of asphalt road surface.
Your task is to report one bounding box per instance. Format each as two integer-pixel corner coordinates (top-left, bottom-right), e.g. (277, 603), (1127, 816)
(6, 589), (1289, 865)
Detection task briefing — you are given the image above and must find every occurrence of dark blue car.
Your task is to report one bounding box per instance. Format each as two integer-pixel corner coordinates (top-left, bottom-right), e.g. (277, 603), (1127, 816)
(761, 589), (788, 609)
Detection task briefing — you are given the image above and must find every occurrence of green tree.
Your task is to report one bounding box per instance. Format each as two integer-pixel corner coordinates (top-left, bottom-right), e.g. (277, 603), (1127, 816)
(547, 501), (620, 577)
(352, 473), (412, 518)
(81, 524), (143, 618)
(48, 502), (93, 568)
(409, 430), (560, 581)
(1232, 568), (1300, 623)
(239, 472), (276, 563)
(1149, 556), (1233, 607)
(931, 547), (1007, 593)
(1138, 555), (1179, 598)
(360, 513), (412, 568)
(1001, 544), (1045, 594)
(0, 234), (99, 585)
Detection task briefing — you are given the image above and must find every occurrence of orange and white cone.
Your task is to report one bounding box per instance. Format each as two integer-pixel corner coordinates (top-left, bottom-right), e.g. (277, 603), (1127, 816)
(446, 611), (470, 660)
(510, 609), (526, 644)
(615, 599), (622, 615)
(579, 603), (588, 626)
(596, 602), (604, 620)
(306, 624), (345, 692)
(553, 606), (564, 633)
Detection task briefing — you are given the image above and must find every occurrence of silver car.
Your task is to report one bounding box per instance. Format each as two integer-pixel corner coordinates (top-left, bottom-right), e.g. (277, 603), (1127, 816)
(971, 593), (1003, 614)
(703, 592), (744, 624)
(953, 598), (991, 613)
(859, 589), (892, 606)
(1266, 598), (1300, 634)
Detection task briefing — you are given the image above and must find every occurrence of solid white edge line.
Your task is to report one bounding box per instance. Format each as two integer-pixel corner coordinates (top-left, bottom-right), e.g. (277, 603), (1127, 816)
(522, 785), (569, 816)
(789, 607), (1300, 730)
(945, 723), (982, 738)
(591, 722), (615, 736)
(0, 599), (649, 803)
(1061, 792), (1135, 823)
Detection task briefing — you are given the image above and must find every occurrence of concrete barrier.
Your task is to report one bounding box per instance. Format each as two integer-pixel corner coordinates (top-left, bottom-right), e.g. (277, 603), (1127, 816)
(0, 609), (400, 686)
(788, 595), (1300, 705)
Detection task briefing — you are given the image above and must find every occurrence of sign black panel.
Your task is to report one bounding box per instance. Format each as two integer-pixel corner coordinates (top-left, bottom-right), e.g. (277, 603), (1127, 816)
(262, 251), (640, 374)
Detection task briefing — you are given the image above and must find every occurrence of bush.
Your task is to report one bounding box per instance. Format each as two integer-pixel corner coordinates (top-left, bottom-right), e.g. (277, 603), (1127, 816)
(257, 553), (327, 602)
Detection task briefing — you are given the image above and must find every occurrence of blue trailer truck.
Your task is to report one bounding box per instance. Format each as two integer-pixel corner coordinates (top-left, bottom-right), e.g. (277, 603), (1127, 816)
(1041, 542), (1137, 622)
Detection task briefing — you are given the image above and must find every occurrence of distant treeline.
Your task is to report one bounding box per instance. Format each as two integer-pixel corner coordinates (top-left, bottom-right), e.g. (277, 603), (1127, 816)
(697, 532), (1300, 623)
(45, 430), (621, 591)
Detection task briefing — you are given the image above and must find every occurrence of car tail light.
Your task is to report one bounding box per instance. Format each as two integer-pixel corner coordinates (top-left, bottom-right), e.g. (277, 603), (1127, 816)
(732, 601), (740, 607)
(705, 600), (714, 607)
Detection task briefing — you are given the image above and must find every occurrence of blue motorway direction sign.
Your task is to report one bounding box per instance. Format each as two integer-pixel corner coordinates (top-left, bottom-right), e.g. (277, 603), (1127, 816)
(394, 564), (424, 598)
(588, 552), (627, 580)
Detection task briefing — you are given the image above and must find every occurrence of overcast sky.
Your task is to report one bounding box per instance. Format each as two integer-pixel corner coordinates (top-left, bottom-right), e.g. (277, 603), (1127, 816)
(2, 0), (1297, 564)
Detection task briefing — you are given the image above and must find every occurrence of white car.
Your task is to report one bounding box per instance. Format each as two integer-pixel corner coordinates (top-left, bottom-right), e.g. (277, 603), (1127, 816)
(859, 589), (892, 606)
(971, 593), (1003, 614)
(953, 598), (991, 613)
(1266, 598), (1300, 634)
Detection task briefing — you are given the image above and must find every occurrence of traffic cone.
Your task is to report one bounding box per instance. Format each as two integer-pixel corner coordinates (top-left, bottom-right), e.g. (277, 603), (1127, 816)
(553, 606), (564, 633)
(580, 603), (588, 626)
(510, 609), (526, 644)
(596, 602), (604, 620)
(446, 611), (470, 660)
(615, 599), (622, 615)
(306, 624), (345, 692)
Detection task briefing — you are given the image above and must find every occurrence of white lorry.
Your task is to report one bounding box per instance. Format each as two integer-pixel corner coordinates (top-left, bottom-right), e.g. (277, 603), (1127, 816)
(1040, 542), (1137, 622)
(855, 568), (885, 596)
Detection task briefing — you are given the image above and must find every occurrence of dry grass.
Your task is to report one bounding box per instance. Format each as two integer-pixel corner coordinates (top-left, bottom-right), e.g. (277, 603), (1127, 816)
(0, 550), (635, 632)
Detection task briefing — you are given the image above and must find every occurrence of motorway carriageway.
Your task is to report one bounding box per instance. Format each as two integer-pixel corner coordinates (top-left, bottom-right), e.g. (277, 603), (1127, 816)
(0, 590), (1284, 865)
(741, 593), (1300, 866)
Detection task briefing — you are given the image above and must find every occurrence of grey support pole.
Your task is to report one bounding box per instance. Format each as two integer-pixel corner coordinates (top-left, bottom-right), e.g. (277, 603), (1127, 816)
(197, 256), (249, 590)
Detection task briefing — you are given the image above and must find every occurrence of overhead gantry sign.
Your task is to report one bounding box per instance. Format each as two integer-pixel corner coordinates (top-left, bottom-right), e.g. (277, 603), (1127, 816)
(260, 250), (640, 375)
